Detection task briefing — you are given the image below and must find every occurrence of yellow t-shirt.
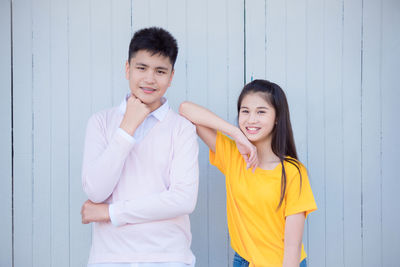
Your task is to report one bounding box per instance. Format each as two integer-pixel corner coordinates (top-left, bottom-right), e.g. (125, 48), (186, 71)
(209, 132), (317, 267)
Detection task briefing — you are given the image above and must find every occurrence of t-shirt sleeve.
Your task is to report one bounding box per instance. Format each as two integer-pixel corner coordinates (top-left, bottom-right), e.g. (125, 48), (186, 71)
(209, 131), (236, 175)
(284, 163), (317, 218)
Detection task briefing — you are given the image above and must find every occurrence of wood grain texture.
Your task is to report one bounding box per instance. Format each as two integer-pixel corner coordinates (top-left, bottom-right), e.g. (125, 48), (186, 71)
(5, 0), (400, 266)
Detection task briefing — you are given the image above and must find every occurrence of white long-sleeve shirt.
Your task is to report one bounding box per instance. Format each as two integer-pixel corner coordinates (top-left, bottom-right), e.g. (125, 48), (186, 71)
(82, 97), (199, 265)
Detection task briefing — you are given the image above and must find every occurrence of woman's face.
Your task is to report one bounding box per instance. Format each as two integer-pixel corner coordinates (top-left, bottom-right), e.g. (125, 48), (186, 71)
(238, 92), (276, 144)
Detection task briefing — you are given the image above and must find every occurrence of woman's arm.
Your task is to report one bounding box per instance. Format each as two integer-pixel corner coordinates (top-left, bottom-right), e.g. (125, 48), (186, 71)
(179, 101), (258, 169)
(282, 212), (306, 267)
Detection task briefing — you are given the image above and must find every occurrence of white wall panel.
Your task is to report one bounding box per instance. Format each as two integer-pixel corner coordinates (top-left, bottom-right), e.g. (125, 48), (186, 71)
(32, 0), (52, 265)
(323, 1), (345, 265)
(381, 1), (400, 266)
(111, 0), (131, 106)
(342, 0), (362, 266)
(50, 0), (70, 265)
(305, 1), (326, 265)
(3, 0), (400, 266)
(0, 0), (12, 266)
(68, 0), (92, 265)
(13, 0), (34, 265)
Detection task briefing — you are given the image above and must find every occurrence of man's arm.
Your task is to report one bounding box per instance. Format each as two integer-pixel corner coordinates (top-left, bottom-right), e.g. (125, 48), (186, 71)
(108, 123), (199, 226)
(82, 96), (150, 203)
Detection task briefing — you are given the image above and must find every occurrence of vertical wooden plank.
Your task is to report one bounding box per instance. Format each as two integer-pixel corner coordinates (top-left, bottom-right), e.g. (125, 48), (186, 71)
(324, 0), (344, 266)
(149, 0), (168, 29)
(245, 0), (266, 82)
(207, 0), (229, 265)
(361, 0), (383, 266)
(381, 1), (400, 266)
(50, 0), (71, 265)
(111, 0), (131, 106)
(32, 0), (52, 265)
(131, 0), (150, 31)
(91, 0), (113, 112)
(286, 0), (307, 161)
(342, 1), (363, 267)
(305, 1), (325, 266)
(69, 0), (92, 265)
(265, 0), (286, 86)
(132, 0), (169, 32)
(0, 0), (12, 266)
(166, 0), (187, 111)
(186, 1), (209, 265)
(13, 0), (34, 265)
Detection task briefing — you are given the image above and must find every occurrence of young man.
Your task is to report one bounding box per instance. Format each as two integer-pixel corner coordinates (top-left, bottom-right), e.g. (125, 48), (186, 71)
(80, 27), (199, 267)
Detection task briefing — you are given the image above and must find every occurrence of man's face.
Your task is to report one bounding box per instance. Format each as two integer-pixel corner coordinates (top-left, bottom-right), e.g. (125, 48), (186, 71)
(125, 50), (174, 111)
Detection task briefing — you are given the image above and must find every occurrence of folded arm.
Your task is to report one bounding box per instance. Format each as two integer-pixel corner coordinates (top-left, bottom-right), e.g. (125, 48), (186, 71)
(109, 123), (199, 226)
(179, 101), (257, 169)
(82, 96), (150, 203)
(82, 115), (136, 203)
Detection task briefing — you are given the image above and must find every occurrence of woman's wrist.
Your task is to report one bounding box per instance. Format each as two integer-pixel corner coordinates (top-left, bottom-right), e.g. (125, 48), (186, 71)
(230, 126), (244, 141)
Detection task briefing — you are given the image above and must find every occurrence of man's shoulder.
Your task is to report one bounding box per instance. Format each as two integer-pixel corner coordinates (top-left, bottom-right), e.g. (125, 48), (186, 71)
(86, 105), (122, 131)
(166, 109), (196, 131)
(89, 105), (120, 121)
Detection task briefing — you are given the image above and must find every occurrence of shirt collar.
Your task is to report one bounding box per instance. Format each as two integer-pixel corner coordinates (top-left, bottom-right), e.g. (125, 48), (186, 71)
(118, 94), (169, 122)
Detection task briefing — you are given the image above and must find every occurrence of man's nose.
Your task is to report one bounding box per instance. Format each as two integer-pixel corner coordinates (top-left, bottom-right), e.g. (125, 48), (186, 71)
(144, 70), (156, 83)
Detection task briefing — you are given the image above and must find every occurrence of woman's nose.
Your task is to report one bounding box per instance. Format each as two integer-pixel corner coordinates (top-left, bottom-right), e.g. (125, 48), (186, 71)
(248, 112), (257, 123)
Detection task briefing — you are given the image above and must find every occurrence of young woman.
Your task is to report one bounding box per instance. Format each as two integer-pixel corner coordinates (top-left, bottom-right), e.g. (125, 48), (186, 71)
(179, 79), (317, 267)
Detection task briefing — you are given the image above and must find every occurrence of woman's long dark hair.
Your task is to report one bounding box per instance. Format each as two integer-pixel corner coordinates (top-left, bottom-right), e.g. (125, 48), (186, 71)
(237, 79), (302, 209)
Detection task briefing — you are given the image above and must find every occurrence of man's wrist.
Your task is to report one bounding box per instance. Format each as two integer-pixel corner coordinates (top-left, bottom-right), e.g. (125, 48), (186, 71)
(119, 120), (138, 136)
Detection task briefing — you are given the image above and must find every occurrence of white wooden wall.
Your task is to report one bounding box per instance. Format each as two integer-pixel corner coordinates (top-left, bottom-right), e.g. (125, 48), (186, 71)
(1, 0), (399, 266)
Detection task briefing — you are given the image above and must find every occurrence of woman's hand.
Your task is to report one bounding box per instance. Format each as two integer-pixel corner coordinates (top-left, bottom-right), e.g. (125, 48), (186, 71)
(233, 129), (258, 171)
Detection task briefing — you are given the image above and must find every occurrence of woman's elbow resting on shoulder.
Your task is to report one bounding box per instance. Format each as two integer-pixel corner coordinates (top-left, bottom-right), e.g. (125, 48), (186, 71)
(179, 101), (191, 117)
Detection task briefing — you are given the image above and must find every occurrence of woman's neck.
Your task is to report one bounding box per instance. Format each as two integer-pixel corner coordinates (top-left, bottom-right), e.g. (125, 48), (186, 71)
(254, 139), (280, 170)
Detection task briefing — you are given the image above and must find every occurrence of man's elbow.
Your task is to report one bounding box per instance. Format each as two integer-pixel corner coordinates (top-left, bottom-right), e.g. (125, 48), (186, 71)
(182, 191), (198, 214)
(82, 181), (110, 204)
(185, 199), (197, 214)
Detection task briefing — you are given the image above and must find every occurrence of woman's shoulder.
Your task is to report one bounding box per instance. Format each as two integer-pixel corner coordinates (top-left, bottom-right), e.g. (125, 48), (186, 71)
(216, 131), (239, 150)
(283, 157), (307, 175)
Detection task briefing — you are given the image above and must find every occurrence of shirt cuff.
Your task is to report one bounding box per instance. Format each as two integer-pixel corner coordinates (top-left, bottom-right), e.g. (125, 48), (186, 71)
(116, 128), (136, 144)
(108, 204), (122, 227)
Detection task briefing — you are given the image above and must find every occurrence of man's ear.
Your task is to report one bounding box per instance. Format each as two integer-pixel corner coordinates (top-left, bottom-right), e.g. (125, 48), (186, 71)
(168, 69), (175, 87)
(125, 60), (130, 80)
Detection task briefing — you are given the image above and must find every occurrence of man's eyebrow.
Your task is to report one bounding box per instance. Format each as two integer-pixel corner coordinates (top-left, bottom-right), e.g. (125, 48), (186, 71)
(135, 62), (148, 67)
(135, 62), (169, 71)
(156, 66), (169, 71)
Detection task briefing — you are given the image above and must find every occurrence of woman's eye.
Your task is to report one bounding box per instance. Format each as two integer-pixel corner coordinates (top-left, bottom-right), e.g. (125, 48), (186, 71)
(241, 110), (249, 114)
(257, 111), (266, 114)
(137, 67), (145, 70)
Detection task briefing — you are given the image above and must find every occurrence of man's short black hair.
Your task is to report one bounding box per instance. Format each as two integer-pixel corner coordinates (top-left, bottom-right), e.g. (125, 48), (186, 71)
(128, 27), (178, 68)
